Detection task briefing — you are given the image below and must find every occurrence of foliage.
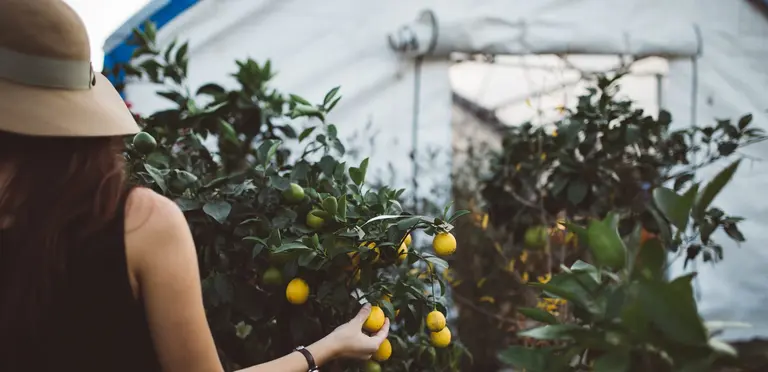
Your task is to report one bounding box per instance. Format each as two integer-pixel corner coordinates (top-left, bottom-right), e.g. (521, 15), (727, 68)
(498, 163), (744, 371)
(113, 23), (469, 371)
(449, 70), (764, 370)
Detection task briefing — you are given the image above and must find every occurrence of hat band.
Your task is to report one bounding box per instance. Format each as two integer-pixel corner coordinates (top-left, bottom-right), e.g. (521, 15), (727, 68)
(0, 46), (95, 90)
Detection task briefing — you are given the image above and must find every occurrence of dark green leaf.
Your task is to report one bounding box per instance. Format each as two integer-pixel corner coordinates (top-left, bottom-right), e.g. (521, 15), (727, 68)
(694, 160), (741, 220)
(638, 279), (708, 345)
(203, 201), (232, 223)
(448, 210), (471, 223)
(276, 125), (297, 139)
(567, 179), (588, 205)
(273, 242), (313, 254)
(517, 307), (558, 324)
(593, 352), (629, 372)
(497, 346), (556, 371)
(298, 127), (316, 142)
(634, 238), (665, 279)
(653, 185), (697, 230)
(196, 83), (226, 97)
(587, 218), (627, 269)
(738, 113), (753, 130)
(723, 222), (745, 242)
(323, 86), (341, 105)
(349, 158), (369, 185)
(143, 163), (168, 193)
(289, 94), (311, 105)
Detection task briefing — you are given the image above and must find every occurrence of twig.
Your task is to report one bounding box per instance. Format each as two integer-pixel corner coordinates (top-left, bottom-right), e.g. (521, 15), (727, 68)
(452, 292), (519, 325)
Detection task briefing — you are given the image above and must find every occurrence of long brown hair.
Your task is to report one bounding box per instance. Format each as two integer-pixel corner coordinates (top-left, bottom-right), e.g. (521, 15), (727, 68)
(0, 129), (127, 339)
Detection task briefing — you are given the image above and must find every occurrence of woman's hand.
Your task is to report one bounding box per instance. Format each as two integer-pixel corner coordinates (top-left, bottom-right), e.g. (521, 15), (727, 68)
(320, 304), (391, 360)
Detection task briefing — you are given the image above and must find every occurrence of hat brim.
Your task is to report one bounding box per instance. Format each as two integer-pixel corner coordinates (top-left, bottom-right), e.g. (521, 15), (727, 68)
(0, 74), (140, 137)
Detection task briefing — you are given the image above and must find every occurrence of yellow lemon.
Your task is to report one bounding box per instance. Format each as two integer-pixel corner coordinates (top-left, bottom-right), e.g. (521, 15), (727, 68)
(344, 252), (360, 271)
(396, 243), (408, 264)
(372, 338), (392, 362)
(404, 233), (412, 247)
(432, 232), (457, 256)
(361, 242), (380, 263)
(363, 305), (386, 333)
(426, 310), (446, 332)
(430, 327), (452, 348)
(285, 278), (309, 305)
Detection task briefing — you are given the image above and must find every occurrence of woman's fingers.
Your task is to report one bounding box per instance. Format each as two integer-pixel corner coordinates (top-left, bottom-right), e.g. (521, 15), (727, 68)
(352, 303), (372, 326)
(371, 318), (390, 343)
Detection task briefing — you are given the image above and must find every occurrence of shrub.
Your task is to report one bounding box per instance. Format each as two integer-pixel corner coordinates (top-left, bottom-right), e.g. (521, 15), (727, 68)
(115, 24), (469, 371)
(448, 71), (764, 370)
(499, 164), (745, 370)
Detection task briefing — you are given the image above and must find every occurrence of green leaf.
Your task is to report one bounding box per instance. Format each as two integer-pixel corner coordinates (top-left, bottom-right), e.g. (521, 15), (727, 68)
(203, 201), (232, 223)
(498, 346), (556, 371)
(634, 238), (665, 279)
(289, 94), (311, 105)
(349, 158), (369, 185)
(723, 222), (745, 242)
(653, 186), (697, 230)
(694, 159), (741, 220)
(570, 260), (599, 282)
(422, 254), (449, 272)
(518, 324), (581, 340)
(448, 210), (471, 223)
(593, 352), (629, 372)
(196, 83), (226, 97)
(567, 179), (588, 205)
(273, 242), (313, 254)
(517, 307), (558, 325)
(564, 222), (589, 246)
(298, 127), (316, 142)
(143, 163), (168, 193)
(257, 139), (282, 165)
(638, 279), (708, 345)
(528, 283), (580, 304)
(323, 86), (341, 105)
(587, 217), (627, 269)
(738, 113), (753, 130)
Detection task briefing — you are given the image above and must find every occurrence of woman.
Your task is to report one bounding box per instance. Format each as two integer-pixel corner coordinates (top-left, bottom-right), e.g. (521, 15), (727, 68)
(0, 1), (389, 371)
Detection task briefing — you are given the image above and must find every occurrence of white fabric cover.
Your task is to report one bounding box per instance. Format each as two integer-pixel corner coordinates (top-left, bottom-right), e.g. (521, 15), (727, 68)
(118, 0), (768, 341)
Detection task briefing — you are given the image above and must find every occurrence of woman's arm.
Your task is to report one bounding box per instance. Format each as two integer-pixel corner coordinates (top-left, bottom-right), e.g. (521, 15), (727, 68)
(125, 188), (388, 372)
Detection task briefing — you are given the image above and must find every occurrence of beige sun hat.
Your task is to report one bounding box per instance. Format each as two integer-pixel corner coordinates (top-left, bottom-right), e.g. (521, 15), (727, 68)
(0, 0), (140, 137)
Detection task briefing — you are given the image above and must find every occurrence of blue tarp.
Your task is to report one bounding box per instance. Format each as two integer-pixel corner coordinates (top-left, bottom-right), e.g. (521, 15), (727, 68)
(102, 0), (198, 87)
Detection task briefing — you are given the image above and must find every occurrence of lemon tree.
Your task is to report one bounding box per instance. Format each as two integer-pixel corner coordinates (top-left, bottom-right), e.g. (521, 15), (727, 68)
(116, 23), (469, 372)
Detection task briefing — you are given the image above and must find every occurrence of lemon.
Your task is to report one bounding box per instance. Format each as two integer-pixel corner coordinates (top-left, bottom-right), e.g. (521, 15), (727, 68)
(361, 242), (380, 263)
(363, 360), (382, 372)
(432, 232), (457, 256)
(285, 278), (309, 305)
(262, 266), (283, 286)
(426, 310), (446, 332)
(404, 233), (412, 247)
(524, 225), (549, 249)
(132, 131), (157, 154)
(306, 211), (325, 230)
(344, 251), (360, 271)
(430, 327), (452, 348)
(372, 338), (392, 362)
(396, 243), (408, 264)
(282, 183), (305, 204)
(363, 305), (386, 333)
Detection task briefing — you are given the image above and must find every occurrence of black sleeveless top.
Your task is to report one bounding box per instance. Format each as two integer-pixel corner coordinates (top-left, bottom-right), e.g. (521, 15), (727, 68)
(0, 189), (162, 371)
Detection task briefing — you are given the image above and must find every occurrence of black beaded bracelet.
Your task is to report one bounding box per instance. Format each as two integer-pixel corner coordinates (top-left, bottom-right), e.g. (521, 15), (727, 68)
(294, 345), (318, 372)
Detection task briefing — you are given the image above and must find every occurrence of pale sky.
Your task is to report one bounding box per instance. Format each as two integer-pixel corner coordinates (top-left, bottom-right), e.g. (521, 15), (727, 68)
(62, 0), (151, 71)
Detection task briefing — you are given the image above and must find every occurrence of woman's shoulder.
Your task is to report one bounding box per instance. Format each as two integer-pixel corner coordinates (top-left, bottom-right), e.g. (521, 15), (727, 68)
(125, 187), (186, 234)
(124, 187), (191, 256)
